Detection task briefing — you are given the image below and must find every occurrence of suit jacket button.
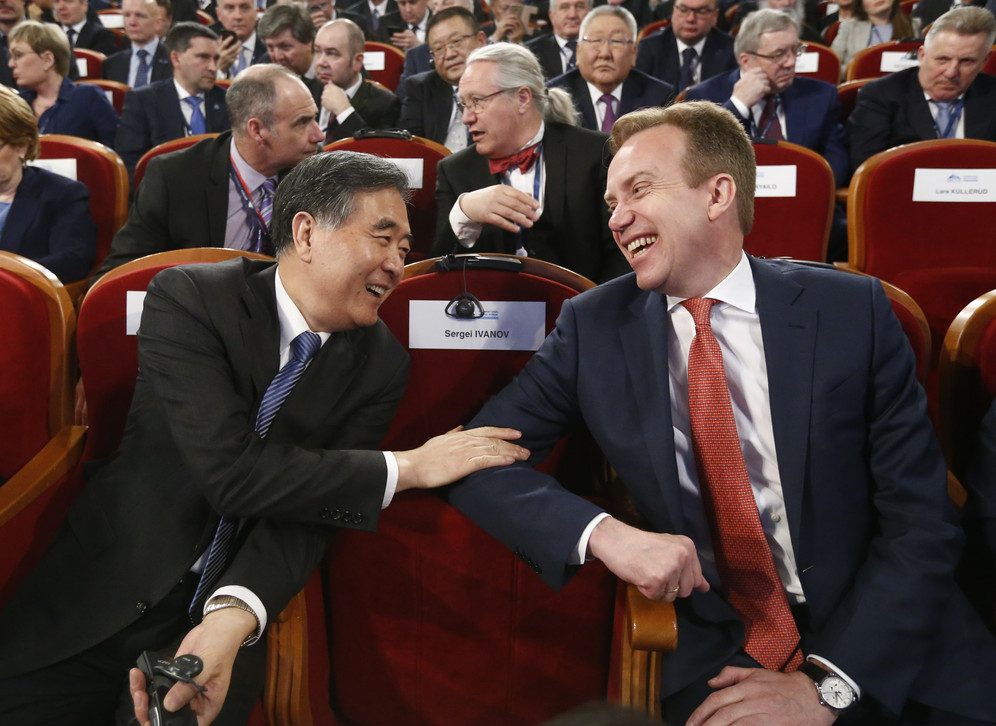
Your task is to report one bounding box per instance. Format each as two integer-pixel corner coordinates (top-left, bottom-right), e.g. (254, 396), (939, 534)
(351, 513), (364, 524)
(320, 508), (332, 519)
(135, 601), (149, 614)
(331, 510), (342, 521)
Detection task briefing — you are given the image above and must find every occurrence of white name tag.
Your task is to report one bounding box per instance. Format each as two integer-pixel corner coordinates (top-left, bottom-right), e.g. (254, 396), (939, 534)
(795, 52), (820, 73)
(29, 158), (78, 180)
(408, 300), (546, 350)
(104, 89), (114, 104)
(880, 51), (919, 72)
(100, 12), (124, 27)
(76, 57), (88, 77)
(826, 3), (839, 12)
(364, 51), (386, 71)
(388, 158), (424, 189)
(912, 168), (996, 202)
(126, 290), (147, 335)
(755, 165), (797, 197)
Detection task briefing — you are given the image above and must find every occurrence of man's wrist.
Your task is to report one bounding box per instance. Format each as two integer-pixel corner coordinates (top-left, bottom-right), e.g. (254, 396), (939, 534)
(203, 595), (261, 646)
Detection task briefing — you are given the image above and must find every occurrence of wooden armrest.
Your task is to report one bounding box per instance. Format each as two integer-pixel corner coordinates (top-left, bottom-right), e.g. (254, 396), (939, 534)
(617, 583), (678, 717)
(626, 584), (678, 652)
(835, 187), (849, 205)
(0, 425), (86, 527)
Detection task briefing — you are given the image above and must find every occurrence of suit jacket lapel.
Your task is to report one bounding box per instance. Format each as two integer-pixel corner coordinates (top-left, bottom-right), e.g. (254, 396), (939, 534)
(430, 73), (453, 142)
(905, 73), (937, 140)
(541, 123), (568, 234)
(161, 82), (188, 140)
(208, 134), (232, 248)
(239, 263), (281, 405)
(570, 74), (598, 129)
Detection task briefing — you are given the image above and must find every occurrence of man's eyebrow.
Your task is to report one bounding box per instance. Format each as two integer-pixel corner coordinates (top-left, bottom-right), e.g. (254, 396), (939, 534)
(373, 218), (399, 231)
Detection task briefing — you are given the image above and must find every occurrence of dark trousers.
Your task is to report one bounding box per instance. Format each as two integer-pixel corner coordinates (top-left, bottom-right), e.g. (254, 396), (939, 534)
(0, 576), (266, 726)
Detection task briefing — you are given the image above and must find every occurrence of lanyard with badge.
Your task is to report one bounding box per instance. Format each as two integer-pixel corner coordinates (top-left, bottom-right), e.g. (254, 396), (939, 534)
(229, 156), (273, 255)
(500, 142), (543, 257)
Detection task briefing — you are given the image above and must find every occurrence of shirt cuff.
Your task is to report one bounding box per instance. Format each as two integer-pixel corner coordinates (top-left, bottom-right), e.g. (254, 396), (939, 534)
(207, 585), (266, 642)
(570, 512), (612, 565)
(449, 193), (482, 247)
(335, 106), (355, 125)
(808, 655), (862, 699)
(382, 451), (398, 509)
(730, 95), (750, 120)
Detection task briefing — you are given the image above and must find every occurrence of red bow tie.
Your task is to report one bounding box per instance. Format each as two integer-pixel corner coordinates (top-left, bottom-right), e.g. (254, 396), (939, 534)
(488, 144), (540, 175)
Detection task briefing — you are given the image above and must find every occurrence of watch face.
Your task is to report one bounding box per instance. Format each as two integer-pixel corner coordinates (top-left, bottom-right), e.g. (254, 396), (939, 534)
(819, 675), (855, 710)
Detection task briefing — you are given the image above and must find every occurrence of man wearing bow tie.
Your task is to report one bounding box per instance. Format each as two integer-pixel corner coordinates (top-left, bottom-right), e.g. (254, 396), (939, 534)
(432, 41), (628, 282)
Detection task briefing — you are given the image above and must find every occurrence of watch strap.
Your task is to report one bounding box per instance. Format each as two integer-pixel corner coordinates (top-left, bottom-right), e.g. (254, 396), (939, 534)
(203, 594), (262, 646)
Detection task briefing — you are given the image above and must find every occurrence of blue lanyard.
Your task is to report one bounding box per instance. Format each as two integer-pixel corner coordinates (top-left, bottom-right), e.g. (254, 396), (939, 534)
(229, 156), (272, 254)
(933, 99), (964, 139)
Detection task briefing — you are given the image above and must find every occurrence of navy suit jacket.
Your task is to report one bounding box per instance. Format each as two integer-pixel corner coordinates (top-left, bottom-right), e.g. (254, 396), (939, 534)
(21, 78), (120, 147)
(525, 33), (569, 80)
(449, 257), (996, 718)
(325, 79), (401, 141)
(101, 42), (172, 86)
(547, 68), (675, 132)
(343, 0), (399, 39)
(397, 42), (431, 101)
(0, 165), (96, 282)
(847, 67), (996, 170)
(398, 69), (454, 144)
(686, 69), (850, 185)
(635, 27), (737, 92)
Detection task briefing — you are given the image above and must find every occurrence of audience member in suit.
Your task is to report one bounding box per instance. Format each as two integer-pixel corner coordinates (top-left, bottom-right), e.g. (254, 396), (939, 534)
(101, 0), (172, 87)
(592, 0), (650, 27)
(212, 0), (268, 78)
(377, 0), (431, 49)
(314, 19), (401, 141)
(548, 6), (674, 132)
(686, 10), (848, 186)
(525, 0), (588, 79)
(733, 0), (823, 41)
(481, 0), (530, 43)
(831, 0), (921, 79)
(635, 0), (737, 93)
(914, 0), (987, 27)
(257, 3), (323, 107)
(0, 0), (26, 88)
(343, 0), (398, 39)
(309, 0), (372, 39)
(396, 0), (480, 101)
(52, 0), (118, 54)
(399, 7), (485, 147)
(168, 0), (201, 25)
(447, 99), (996, 726)
(848, 7), (996, 169)
(100, 65), (324, 273)
(0, 85), (95, 281)
(965, 398), (996, 633)
(434, 43), (628, 282)
(819, 0), (854, 30)
(114, 23), (229, 177)
(0, 147), (528, 726)
(11, 20), (118, 145)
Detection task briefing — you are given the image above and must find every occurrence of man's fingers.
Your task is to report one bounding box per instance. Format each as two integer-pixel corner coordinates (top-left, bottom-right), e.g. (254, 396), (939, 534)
(163, 681), (200, 713)
(460, 426), (522, 441)
(129, 668), (151, 726)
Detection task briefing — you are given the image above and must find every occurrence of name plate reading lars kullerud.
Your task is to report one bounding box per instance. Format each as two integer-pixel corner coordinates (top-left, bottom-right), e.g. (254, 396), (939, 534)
(912, 169), (996, 202)
(408, 300), (546, 351)
(755, 165), (797, 198)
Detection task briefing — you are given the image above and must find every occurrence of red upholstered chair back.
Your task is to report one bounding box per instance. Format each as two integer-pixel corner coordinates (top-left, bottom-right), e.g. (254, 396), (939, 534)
(745, 140), (835, 262)
(323, 255), (619, 726)
(883, 278), (931, 387)
(324, 134), (451, 264)
(795, 42), (841, 86)
(86, 78), (130, 114)
(37, 134), (129, 287)
(837, 78), (871, 124)
(985, 46), (996, 76)
(845, 40), (922, 81)
(133, 133), (219, 191)
(637, 18), (670, 43)
(363, 41), (406, 91)
(823, 20), (840, 45)
(73, 48), (106, 79)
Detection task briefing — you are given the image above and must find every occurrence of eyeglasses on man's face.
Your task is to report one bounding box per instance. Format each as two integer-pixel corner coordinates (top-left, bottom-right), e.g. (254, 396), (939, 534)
(579, 36), (634, 49)
(455, 88), (510, 114)
(428, 33), (473, 60)
(747, 43), (807, 62)
(673, 3), (718, 16)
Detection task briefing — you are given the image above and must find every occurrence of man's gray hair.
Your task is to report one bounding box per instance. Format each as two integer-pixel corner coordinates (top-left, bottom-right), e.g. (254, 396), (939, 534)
(465, 42), (578, 125)
(226, 64), (301, 135)
(579, 4), (637, 42)
(271, 151), (413, 255)
(926, 5), (996, 48)
(734, 8), (798, 56)
(258, 3), (316, 44)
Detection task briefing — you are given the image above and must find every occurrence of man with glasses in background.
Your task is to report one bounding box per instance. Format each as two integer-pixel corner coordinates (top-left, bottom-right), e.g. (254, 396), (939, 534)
(525, 0), (589, 79)
(635, 0), (735, 92)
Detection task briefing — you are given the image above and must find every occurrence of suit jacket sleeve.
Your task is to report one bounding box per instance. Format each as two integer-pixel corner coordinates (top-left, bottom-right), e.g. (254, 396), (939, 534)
(114, 87), (153, 175)
(431, 153), (468, 256)
(846, 80), (899, 171)
(398, 75), (428, 138)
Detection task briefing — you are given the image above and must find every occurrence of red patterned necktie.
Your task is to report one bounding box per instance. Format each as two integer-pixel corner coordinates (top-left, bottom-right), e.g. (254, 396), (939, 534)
(682, 297), (803, 672)
(488, 143), (540, 175)
(758, 94), (784, 141)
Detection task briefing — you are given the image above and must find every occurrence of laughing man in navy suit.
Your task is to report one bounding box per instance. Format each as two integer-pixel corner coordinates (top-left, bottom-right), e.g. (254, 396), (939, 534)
(548, 5), (674, 132)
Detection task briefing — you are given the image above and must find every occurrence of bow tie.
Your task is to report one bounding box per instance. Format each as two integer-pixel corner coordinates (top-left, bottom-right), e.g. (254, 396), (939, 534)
(488, 143), (540, 175)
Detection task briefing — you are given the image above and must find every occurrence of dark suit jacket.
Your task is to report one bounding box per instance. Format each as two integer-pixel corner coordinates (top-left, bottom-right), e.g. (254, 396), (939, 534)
(20, 77), (120, 147)
(343, 0), (400, 39)
(449, 257), (996, 719)
(101, 42), (172, 85)
(114, 79), (230, 177)
(101, 131), (233, 273)
(686, 69), (850, 186)
(0, 165), (96, 282)
(547, 68), (675, 132)
(374, 8), (429, 44)
(397, 41), (431, 101)
(433, 122), (628, 283)
(325, 78), (402, 141)
(0, 257), (409, 678)
(71, 19), (119, 56)
(634, 27), (737, 92)
(913, 0), (987, 24)
(525, 33), (570, 80)
(208, 24), (270, 73)
(398, 69), (454, 144)
(847, 67), (996, 170)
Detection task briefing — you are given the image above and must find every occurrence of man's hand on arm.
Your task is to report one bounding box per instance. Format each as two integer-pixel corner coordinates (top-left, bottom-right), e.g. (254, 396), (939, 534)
(458, 185), (540, 234)
(394, 426), (530, 491)
(731, 67), (771, 110)
(686, 667), (838, 726)
(129, 607), (258, 726)
(586, 516), (709, 600)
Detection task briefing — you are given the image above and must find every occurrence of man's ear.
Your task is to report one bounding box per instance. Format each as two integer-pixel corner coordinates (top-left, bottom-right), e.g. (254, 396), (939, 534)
(706, 173), (737, 222)
(245, 117), (267, 143)
(291, 211), (317, 261)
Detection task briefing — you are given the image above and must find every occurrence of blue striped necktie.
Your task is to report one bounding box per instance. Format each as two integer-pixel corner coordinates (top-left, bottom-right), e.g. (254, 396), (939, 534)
(189, 330), (323, 620)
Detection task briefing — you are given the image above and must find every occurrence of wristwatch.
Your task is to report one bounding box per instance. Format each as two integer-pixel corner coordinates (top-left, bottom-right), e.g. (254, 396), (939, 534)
(799, 660), (857, 713)
(203, 594), (262, 647)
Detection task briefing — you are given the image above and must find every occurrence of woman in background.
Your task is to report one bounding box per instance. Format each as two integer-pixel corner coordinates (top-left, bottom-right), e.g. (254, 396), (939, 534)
(832, 0), (920, 78)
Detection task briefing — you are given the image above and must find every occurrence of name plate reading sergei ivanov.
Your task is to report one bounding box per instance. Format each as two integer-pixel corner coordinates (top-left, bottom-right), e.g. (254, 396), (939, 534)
(912, 169), (996, 202)
(408, 300), (546, 351)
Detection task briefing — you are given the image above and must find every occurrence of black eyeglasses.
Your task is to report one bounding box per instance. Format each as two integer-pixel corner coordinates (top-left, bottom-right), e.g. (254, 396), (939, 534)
(747, 43), (807, 62)
(455, 89), (509, 114)
(428, 33), (474, 60)
(673, 3), (718, 16)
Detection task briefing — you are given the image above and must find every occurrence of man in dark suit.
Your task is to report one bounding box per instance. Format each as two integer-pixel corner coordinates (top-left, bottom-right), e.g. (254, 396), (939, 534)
(914, 0), (988, 28)
(53, 0), (118, 54)
(257, 3), (323, 107)
(433, 42), (628, 282)
(212, 0), (268, 78)
(343, 0), (398, 39)
(448, 100), (996, 726)
(314, 18), (401, 141)
(0, 149), (528, 726)
(548, 6), (674, 132)
(376, 0), (430, 49)
(848, 6), (996, 170)
(0, 0), (26, 87)
(101, 64), (324, 273)
(309, 0), (372, 37)
(635, 0), (736, 93)
(525, 0), (588, 79)
(114, 22), (230, 177)
(399, 6), (486, 148)
(686, 9), (848, 186)
(102, 0), (172, 87)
